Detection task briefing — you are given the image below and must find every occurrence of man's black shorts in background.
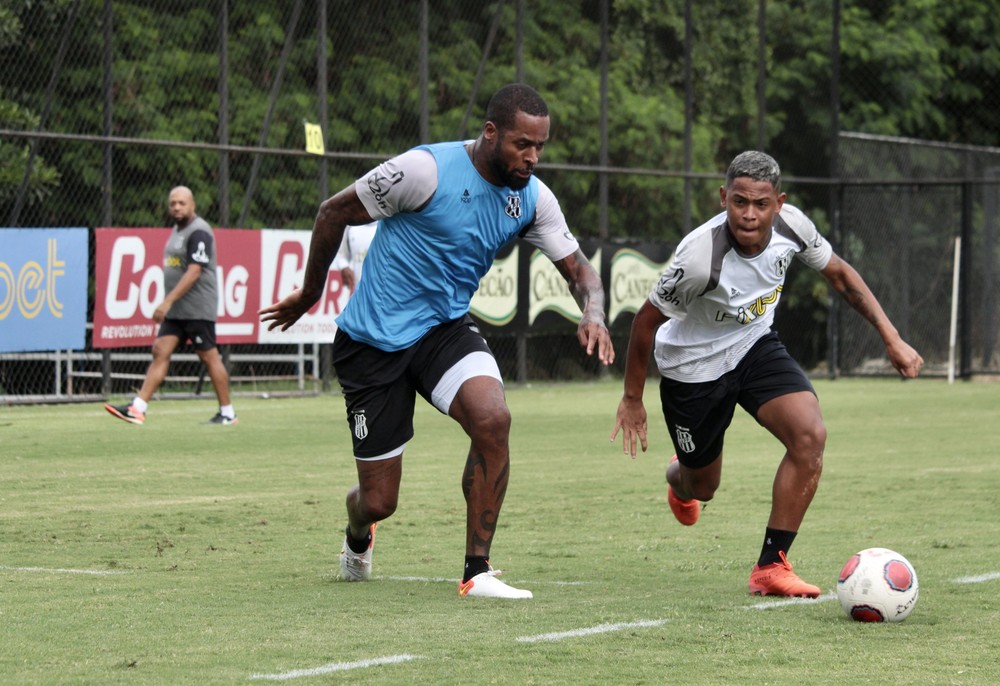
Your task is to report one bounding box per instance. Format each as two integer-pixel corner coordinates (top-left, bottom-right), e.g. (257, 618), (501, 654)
(156, 318), (217, 351)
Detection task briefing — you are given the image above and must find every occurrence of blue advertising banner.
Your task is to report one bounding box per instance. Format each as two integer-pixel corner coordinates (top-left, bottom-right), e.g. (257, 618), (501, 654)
(0, 228), (89, 352)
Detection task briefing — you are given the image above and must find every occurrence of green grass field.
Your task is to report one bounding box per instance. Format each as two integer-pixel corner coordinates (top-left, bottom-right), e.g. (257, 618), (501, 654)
(2, 378), (999, 685)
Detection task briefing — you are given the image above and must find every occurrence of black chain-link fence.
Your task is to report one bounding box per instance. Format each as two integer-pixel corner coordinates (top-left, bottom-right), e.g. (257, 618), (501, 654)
(834, 133), (1000, 378)
(3, 1), (999, 402)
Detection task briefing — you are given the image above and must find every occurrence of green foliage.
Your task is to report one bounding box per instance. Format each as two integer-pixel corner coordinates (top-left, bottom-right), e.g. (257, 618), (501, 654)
(2, 380), (1000, 684)
(0, 5), (22, 50)
(840, 1), (949, 136)
(0, 98), (61, 207)
(1, 0), (997, 234)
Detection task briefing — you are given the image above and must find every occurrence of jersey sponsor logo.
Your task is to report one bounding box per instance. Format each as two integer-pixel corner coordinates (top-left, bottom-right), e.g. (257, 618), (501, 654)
(654, 267), (684, 308)
(675, 425), (696, 454)
(505, 194), (521, 219)
(352, 410), (368, 440)
(191, 241), (210, 264)
(367, 170), (405, 211)
(714, 285), (783, 324)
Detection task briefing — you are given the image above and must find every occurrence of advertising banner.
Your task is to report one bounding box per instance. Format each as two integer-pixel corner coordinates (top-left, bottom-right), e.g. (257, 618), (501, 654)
(607, 245), (674, 325)
(256, 229), (349, 344)
(93, 227), (675, 348)
(93, 227), (347, 348)
(0, 227), (88, 353)
(469, 239), (675, 333)
(469, 244), (519, 327)
(528, 247), (603, 326)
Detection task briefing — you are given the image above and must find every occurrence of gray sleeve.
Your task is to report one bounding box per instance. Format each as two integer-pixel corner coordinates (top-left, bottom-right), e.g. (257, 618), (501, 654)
(354, 149), (438, 218)
(519, 179), (580, 262)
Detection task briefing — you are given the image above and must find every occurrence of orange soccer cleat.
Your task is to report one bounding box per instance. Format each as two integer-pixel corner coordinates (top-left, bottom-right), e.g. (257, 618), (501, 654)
(748, 551), (821, 598)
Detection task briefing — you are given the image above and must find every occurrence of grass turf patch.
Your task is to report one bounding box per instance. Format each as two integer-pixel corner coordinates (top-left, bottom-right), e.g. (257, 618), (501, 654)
(2, 378), (999, 684)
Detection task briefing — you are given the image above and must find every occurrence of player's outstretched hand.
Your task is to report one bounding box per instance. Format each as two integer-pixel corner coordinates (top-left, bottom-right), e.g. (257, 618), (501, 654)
(259, 288), (312, 332)
(578, 315), (616, 366)
(610, 396), (647, 459)
(887, 338), (923, 379)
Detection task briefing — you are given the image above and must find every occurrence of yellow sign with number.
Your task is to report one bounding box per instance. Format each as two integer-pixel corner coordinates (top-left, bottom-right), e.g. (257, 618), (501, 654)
(303, 122), (325, 155)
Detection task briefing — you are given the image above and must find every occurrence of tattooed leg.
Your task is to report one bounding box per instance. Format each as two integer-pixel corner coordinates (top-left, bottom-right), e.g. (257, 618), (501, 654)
(462, 447), (509, 556)
(451, 376), (511, 558)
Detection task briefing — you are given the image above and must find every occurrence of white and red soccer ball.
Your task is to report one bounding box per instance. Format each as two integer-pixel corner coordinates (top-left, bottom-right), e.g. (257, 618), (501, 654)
(837, 547), (919, 622)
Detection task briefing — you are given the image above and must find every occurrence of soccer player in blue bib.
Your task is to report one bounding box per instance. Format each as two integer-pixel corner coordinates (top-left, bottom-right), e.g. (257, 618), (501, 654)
(611, 151), (922, 597)
(261, 84), (615, 598)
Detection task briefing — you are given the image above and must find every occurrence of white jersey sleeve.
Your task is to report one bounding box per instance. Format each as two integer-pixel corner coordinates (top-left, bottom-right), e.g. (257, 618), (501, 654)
(647, 213), (723, 320)
(519, 178), (580, 262)
(779, 204), (833, 270)
(354, 148), (439, 218)
(332, 229), (351, 271)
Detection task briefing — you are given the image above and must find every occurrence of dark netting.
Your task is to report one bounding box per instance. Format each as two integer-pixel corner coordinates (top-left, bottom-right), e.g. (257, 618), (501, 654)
(837, 133), (1000, 377)
(4, 2), (1000, 402)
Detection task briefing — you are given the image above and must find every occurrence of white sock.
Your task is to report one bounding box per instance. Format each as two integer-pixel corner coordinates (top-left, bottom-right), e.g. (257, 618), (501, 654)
(131, 397), (148, 413)
(220, 404), (235, 419)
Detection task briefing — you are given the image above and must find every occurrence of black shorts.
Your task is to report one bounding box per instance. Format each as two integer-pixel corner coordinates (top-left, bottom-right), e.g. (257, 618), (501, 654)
(156, 318), (217, 351)
(659, 331), (815, 469)
(332, 315), (499, 460)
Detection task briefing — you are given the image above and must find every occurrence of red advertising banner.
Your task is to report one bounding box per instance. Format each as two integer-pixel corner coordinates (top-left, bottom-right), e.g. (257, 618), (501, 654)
(255, 229), (349, 344)
(92, 228), (348, 348)
(93, 228), (670, 349)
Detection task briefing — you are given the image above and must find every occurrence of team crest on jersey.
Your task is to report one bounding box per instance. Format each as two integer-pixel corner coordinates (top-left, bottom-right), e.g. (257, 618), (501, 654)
(505, 194), (521, 219)
(774, 249), (793, 277)
(675, 425), (696, 453)
(352, 411), (368, 440)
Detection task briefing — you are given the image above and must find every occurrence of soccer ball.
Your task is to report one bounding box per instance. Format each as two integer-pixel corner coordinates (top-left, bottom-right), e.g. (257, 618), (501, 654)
(837, 547), (919, 622)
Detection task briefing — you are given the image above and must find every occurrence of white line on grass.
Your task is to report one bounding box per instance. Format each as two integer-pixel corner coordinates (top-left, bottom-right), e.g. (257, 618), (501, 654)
(0, 565), (128, 576)
(248, 655), (423, 681)
(380, 575), (591, 586)
(515, 619), (668, 644)
(747, 592), (837, 609)
(952, 571), (1000, 584)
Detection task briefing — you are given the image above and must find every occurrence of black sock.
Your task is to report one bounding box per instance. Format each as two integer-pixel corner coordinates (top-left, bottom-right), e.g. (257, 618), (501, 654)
(345, 525), (371, 554)
(463, 555), (489, 583)
(758, 527), (797, 567)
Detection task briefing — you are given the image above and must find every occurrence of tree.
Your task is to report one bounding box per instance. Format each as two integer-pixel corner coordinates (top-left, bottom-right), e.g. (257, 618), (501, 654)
(0, 2), (62, 223)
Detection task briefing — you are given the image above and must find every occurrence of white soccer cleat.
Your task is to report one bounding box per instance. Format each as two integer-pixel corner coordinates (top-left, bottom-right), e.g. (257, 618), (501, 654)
(338, 522), (377, 582)
(458, 568), (533, 599)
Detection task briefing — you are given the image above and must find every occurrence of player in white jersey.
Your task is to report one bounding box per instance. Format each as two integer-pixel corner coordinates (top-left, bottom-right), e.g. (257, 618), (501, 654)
(332, 221), (377, 293)
(261, 84), (615, 599)
(611, 151), (922, 597)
